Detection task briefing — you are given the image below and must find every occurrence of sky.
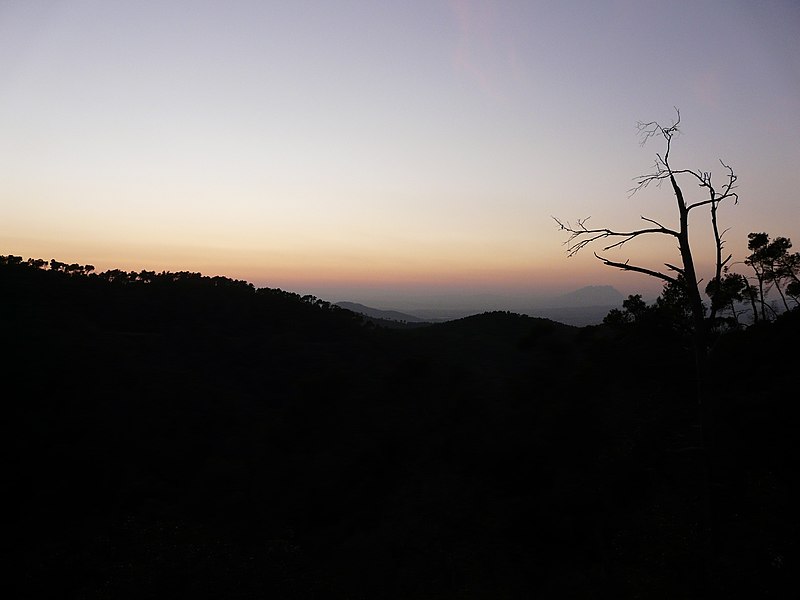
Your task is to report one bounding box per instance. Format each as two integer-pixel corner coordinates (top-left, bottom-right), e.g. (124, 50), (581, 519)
(2, 0), (799, 310)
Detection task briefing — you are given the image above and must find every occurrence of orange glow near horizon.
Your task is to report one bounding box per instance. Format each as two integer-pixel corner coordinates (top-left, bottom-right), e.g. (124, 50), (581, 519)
(2, 2), (797, 309)
(2, 230), (673, 302)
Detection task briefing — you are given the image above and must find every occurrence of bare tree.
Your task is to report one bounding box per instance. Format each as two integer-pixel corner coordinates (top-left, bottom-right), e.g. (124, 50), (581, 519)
(554, 109), (738, 358)
(555, 111), (740, 576)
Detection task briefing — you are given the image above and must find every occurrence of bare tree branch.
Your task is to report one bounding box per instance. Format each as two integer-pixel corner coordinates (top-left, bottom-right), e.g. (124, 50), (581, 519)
(628, 161), (672, 196)
(553, 216), (678, 258)
(636, 108), (680, 148)
(593, 253), (677, 284)
(665, 263), (684, 275)
(640, 215), (669, 229)
(687, 160), (739, 212)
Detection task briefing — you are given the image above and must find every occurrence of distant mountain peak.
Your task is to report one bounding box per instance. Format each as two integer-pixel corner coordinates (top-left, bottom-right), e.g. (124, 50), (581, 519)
(551, 285), (624, 308)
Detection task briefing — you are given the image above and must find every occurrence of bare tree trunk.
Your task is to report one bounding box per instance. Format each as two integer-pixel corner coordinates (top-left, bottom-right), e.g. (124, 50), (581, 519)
(670, 173), (707, 350)
(556, 111), (739, 590)
(709, 200), (724, 324)
(675, 181), (716, 582)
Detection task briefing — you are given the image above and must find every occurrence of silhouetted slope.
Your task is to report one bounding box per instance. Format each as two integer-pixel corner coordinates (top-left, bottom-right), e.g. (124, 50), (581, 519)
(336, 301), (428, 323)
(5, 256), (797, 598)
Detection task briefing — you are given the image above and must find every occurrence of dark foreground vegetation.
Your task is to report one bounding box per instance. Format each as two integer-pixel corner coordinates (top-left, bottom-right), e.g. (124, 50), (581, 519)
(5, 257), (797, 598)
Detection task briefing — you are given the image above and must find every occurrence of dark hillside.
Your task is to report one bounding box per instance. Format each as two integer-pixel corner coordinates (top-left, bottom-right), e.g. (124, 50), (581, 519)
(5, 257), (797, 598)
(335, 301), (429, 324)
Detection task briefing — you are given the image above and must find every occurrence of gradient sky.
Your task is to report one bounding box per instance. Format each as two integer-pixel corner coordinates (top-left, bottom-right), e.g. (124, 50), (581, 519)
(2, 0), (799, 309)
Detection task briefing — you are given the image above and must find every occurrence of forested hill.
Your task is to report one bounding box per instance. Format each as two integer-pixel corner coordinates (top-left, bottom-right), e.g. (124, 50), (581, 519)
(5, 256), (798, 598)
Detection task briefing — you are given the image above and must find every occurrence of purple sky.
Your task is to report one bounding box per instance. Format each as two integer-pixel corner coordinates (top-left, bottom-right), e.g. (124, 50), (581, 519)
(2, 0), (798, 309)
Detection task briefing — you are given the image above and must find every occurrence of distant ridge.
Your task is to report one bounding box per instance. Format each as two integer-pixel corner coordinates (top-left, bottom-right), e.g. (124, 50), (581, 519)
(336, 301), (428, 323)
